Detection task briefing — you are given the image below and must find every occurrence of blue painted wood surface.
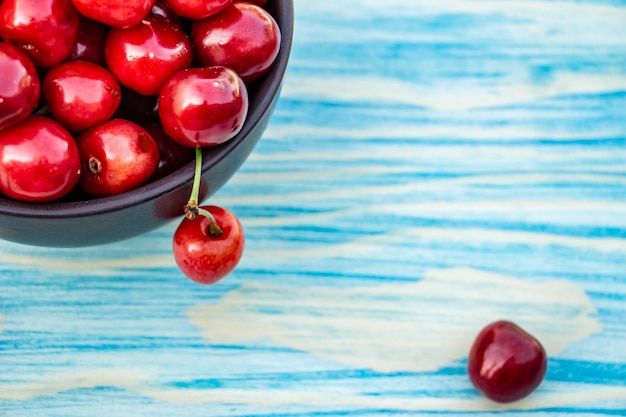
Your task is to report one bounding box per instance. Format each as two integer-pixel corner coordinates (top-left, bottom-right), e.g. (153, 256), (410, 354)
(1, 0), (626, 415)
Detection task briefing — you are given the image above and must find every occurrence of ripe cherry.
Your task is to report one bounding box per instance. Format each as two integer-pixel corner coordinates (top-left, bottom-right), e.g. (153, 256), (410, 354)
(149, 1), (185, 26)
(43, 60), (122, 133)
(68, 16), (109, 67)
(105, 17), (193, 96)
(468, 320), (547, 403)
(172, 148), (244, 284)
(0, 42), (40, 132)
(191, 2), (281, 83)
(158, 66), (248, 148)
(0, 116), (81, 202)
(71, 0), (156, 29)
(163, 0), (231, 20)
(0, 0), (80, 67)
(173, 204), (244, 285)
(76, 119), (160, 197)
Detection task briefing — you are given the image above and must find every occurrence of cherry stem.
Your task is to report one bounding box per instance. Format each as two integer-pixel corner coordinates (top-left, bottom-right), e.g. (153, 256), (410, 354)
(184, 147), (223, 238)
(189, 147), (203, 205)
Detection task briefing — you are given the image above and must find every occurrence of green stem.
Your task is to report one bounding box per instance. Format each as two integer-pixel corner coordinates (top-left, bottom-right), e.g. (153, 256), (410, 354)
(189, 147), (203, 205)
(198, 207), (223, 238)
(183, 147), (223, 238)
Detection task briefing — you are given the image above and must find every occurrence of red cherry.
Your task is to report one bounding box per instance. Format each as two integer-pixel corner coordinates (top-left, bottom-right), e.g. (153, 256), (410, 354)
(143, 123), (195, 180)
(76, 119), (160, 197)
(0, 0), (80, 67)
(105, 17), (193, 96)
(71, 0), (156, 29)
(158, 66), (248, 148)
(0, 43), (40, 132)
(149, 1), (185, 26)
(68, 16), (109, 67)
(162, 0), (232, 20)
(43, 60), (122, 133)
(173, 205), (244, 285)
(468, 320), (547, 403)
(191, 2), (281, 83)
(0, 116), (81, 202)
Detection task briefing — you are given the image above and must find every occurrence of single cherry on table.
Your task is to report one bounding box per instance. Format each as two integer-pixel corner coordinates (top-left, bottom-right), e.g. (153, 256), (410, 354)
(467, 320), (548, 403)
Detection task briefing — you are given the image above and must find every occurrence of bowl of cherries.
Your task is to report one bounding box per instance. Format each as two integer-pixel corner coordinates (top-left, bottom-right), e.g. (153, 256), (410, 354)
(0, 0), (292, 280)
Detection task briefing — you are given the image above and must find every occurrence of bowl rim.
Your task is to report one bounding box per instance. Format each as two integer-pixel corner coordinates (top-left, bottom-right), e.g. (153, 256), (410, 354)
(0, 0), (294, 220)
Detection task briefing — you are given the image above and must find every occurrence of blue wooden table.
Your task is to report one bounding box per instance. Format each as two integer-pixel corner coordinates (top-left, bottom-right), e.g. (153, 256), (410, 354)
(2, 1), (626, 415)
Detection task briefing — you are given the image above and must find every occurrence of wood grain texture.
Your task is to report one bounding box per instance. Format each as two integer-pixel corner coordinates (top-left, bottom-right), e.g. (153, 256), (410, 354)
(1, 0), (626, 415)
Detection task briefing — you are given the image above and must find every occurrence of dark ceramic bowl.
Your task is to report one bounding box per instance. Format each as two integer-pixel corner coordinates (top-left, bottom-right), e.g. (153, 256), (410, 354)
(0, 1), (294, 248)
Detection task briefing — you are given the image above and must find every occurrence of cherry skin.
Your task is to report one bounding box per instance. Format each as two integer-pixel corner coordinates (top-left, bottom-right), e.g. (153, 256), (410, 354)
(43, 60), (122, 133)
(68, 16), (109, 67)
(0, 43), (40, 132)
(143, 123), (195, 180)
(158, 66), (248, 148)
(105, 17), (193, 96)
(163, 0), (232, 20)
(0, 0), (80, 67)
(149, 1), (185, 26)
(76, 119), (160, 197)
(71, 0), (156, 29)
(191, 2), (281, 83)
(0, 116), (81, 202)
(467, 320), (547, 403)
(173, 205), (244, 285)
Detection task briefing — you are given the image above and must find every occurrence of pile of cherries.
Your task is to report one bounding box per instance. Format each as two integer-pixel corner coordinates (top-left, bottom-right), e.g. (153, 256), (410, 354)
(0, 0), (281, 284)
